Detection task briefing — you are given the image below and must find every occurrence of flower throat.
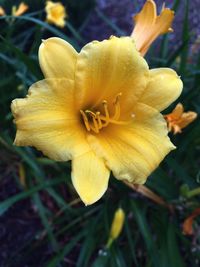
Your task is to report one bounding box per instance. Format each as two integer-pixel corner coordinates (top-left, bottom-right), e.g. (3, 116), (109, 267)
(80, 93), (129, 134)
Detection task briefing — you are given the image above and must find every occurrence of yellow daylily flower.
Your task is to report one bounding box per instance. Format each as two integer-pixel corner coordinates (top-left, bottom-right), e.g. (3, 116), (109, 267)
(164, 103), (197, 134)
(0, 2), (28, 17)
(131, 0), (174, 56)
(11, 37), (183, 205)
(45, 1), (67, 28)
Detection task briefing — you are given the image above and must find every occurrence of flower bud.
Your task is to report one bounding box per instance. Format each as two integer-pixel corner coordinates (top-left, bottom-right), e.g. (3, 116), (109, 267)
(110, 208), (125, 240)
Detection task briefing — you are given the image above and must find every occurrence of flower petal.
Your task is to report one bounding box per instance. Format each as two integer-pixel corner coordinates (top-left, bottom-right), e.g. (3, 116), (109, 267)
(72, 151), (110, 205)
(131, 0), (174, 55)
(39, 37), (78, 79)
(14, 2), (29, 16)
(74, 36), (149, 111)
(139, 68), (183, 111)
(88, 103), (175, 184)
(169, 103), (184, 120)
(178, 112), (197, 129)
(11, 78), (90, 161)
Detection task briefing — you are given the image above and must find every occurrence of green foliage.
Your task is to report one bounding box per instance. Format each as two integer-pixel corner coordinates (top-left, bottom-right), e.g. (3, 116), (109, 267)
(0, 0), (199, 266)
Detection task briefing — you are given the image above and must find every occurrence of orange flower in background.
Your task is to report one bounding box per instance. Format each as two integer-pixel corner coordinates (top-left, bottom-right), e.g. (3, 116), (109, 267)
(12, 2), (28, 16)
(131, 0), (174, 56)
(0, 2), (28, 17)
(165, 103), (197, 134)
(183, 208), (200, 235)
(0, 7), (5, 16)
(45, 1), (67, 28)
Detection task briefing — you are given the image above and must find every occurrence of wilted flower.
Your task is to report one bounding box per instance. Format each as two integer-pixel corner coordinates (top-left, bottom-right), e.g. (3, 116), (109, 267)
(11, 36), (182, 205)
(45, 1), (67, 28)
(165, 103), (197, 134)
(0, 2), (28, 17)
(131, 0), (174, 56)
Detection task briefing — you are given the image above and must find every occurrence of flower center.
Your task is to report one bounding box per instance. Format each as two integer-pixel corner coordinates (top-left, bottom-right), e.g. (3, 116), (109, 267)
(51, 6), (62, 19)
(80, 93), (130, 134)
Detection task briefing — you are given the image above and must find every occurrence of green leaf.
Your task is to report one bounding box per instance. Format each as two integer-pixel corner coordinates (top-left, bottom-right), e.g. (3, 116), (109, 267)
(0, 36), (42, 79)
(131, 201), (160, 267)
(0, 178), (65, 215)
(167, 223), (186, 267)
(0, 15), (79, 48)
(46, 232), (84, 267)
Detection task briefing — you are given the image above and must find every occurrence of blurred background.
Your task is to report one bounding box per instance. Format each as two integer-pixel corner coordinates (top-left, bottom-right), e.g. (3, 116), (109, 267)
(0, 0), (199, 266)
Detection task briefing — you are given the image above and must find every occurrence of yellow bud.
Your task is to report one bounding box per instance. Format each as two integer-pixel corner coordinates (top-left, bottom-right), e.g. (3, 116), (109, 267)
(110, 208), (125, 240)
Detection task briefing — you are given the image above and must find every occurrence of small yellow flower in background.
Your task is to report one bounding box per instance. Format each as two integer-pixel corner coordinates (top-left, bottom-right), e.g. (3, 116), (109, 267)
(131, 0), (174, 56)
(164, 103), (197, 134)
(11, 36), (183, 205)
(107, 208), (125, 247)
(45, 1), (67, 28)
(0, 2), (28, 17)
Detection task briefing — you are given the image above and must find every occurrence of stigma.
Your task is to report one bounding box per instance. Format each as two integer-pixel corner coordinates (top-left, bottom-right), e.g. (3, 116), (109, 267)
(80, 93), (131, 134)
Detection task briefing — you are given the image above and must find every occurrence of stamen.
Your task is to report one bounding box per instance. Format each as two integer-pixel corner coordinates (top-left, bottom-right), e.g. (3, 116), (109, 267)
(86, 111), (99, 133)
(80, 93), (134, 133)
(96, 112), (103, 129)
(102, 100), (110, 127)
(80, 110), (91, 131)
(100, 117), (129, 125)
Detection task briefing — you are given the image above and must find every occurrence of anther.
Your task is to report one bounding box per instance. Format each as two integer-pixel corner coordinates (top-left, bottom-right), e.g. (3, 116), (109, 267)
(85, 111), (99, 133)
(113, 92), (122, 104)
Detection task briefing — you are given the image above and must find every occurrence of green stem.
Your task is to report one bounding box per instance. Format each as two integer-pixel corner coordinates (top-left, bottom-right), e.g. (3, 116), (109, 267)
(187, 187), (200, 198)
(105, 237), (113, 249)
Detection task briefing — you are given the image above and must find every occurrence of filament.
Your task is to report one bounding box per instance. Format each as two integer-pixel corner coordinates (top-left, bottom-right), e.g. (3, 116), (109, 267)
(80, 93), (133, 133)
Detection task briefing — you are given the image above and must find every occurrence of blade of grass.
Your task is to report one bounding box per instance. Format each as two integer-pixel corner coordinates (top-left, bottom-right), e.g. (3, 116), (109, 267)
(167, 223), (186, 267)
(32, 191), (59, 251)
(0, 15), (79, 48)
(0, 37), (41, 79)
(131, 201), (160, 267)
(0, 177), (65, 215)
(46, 231), (85, 267)
(179, 0), (189, 75)
(124, 219), (139, 267)
(76, 209), (103, 267)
